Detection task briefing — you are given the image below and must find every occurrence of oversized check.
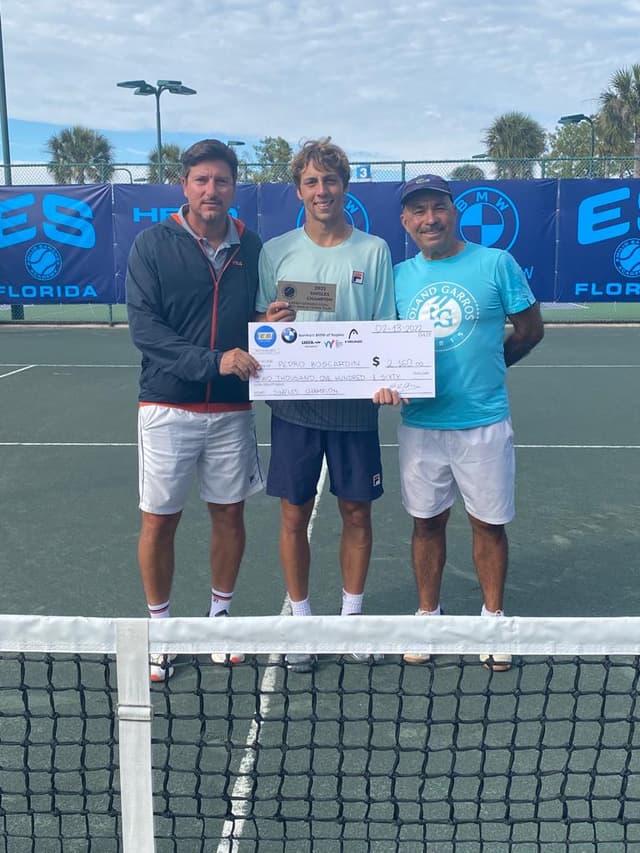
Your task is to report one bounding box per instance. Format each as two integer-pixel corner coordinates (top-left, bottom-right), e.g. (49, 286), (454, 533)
(248, 320), (435, 400)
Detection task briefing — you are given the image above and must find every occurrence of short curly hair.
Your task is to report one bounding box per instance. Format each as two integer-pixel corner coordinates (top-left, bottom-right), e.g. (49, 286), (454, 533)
(291, 138), (350, 188)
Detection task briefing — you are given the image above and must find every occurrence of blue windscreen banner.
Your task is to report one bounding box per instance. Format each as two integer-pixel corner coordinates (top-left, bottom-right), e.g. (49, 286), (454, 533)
(557, 180), (640, 302)
(449, 180), (557, 301)
(1, 179), (639, 304)
(112, 184), (259, 302)
(0, 184), (114, 304)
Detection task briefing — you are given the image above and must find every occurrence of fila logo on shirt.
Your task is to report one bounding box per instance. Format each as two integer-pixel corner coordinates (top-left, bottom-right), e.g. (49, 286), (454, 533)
(351, 270), (365, 285)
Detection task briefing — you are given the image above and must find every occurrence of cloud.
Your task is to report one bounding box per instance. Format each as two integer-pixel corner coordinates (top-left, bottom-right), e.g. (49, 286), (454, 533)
(2, 0), (639, 163)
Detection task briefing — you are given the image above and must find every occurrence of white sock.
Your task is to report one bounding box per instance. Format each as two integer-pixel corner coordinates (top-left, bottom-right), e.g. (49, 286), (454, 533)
(481, 605), (504, 617)
(289, 596), (312, 616)
(210, 587), (233, 617)
(341, 590), (364, 616)
(418, 604), (441, 616)
(148, 600), (170, 619)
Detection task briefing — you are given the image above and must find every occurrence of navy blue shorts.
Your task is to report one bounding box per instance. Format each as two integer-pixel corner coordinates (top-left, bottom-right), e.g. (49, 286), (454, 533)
(267, 416), (384, 505)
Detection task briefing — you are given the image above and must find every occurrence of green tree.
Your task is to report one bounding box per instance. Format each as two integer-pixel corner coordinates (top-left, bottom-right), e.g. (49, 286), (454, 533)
(599, 64), (640, 177)
(448, 164), (485, 181)
(45, 125), (114, 184)
(482, 112), (547, 179)
(251, 135), (293, 182)
(545, 122), (596, 178)
(147, 143), (182, 183)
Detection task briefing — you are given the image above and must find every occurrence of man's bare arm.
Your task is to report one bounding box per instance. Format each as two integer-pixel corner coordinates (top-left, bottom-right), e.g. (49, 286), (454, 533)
(504, 303), (544, 367)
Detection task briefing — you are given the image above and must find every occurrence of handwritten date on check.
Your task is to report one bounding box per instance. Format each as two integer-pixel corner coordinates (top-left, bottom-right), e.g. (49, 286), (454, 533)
(248, 320), (435, 400)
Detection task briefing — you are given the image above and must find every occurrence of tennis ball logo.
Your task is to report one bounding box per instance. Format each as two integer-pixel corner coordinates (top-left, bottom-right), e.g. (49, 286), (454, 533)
(25, 243), (63, 281)
(613, 239), (640, 278)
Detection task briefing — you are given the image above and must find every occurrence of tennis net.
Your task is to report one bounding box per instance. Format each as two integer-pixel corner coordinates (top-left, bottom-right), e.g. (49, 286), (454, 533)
(1, 614), (640, 852)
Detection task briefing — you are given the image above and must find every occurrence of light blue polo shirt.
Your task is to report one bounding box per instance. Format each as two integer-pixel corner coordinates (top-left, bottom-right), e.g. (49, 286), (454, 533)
(393, 242), (536, 430)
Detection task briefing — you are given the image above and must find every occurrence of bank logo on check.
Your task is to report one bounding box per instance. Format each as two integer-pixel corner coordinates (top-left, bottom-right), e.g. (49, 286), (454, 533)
(253, 325), (277, 348)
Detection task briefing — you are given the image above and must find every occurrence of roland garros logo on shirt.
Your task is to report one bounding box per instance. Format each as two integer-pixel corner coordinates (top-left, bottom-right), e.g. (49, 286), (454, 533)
(406, 281), (479, 351)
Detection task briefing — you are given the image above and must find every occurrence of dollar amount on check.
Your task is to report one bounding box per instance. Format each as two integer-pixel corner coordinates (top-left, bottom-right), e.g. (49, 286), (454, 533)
(248, 320), (435, 400)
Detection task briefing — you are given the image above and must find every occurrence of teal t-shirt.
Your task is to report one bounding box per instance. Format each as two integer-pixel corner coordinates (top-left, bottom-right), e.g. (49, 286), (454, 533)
(256, 227), (395, 321)
(393, 242), (536, 429)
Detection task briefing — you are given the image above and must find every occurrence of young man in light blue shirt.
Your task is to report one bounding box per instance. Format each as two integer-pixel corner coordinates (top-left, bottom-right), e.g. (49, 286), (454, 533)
(393, 174), (544, 670)
(256, 139), (397, 671)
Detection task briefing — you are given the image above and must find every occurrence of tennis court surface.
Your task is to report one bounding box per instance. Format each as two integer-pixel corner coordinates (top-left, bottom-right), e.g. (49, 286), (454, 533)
(1, 324), (639, 851)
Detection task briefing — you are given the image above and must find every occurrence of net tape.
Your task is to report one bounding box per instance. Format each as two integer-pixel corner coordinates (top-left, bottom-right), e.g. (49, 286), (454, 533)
(1, 615), (640, 852)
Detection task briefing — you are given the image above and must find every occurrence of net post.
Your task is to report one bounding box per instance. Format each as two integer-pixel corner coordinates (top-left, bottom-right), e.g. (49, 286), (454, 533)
(116, 619), (156, 853)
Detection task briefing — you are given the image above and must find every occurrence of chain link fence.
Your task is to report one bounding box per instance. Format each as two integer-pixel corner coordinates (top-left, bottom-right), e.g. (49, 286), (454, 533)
(1, 158), (640, 323)
(2, 157), (639, 185)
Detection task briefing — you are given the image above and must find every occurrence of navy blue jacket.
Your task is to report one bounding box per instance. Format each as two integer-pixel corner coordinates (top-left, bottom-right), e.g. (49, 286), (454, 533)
(126, 214), (261, 406)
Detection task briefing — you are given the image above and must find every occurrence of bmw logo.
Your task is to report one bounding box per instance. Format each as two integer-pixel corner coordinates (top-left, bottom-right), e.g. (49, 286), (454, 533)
(281, 327), (297, 343)
(454, 187), (520, 251)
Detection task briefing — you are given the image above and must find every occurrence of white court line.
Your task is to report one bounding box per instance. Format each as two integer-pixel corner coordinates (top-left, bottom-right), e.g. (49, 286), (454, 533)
(0, 362), (638, 370)
(0, 365), (36, 379)
(0, 442), (136, 447)
(382, 443), (640, 450)
(216, 460), (329, 853)
(518, 364), (640, 368)
(1, 442), (639, 450)
(0, 363), (137, 368)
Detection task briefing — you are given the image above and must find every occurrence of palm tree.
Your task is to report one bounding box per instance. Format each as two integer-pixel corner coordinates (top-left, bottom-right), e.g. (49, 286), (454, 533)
(482, 112), (547, 179)
(147, 143), (183, 183)
(599, 64), (640, 177)
(45, 126), (114, 184)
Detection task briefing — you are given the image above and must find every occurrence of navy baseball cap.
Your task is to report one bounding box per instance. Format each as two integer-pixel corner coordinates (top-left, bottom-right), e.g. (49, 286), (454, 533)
(400, 174), (452, 205)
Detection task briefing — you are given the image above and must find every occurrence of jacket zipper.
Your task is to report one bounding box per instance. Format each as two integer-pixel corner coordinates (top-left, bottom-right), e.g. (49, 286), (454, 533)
(205, 243), (241, 405)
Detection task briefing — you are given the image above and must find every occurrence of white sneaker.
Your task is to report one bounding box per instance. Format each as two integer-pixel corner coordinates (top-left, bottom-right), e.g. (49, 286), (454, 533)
(479, 609), (512, 671)
(403, 608), (442, 664)
(285, 653), (316, 673)
(150, 654), (176, 682)
(210, 610), (245, 665)
(211, 651), (246, 665)
(479, 653), (512, 671)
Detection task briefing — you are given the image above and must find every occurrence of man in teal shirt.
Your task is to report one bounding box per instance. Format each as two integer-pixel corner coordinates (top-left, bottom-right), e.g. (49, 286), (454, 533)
(393, 174), (544, 670)
(256, 139), (396, 672)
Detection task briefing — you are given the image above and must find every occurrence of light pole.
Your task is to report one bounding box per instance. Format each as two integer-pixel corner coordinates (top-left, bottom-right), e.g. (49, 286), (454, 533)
(0, 11), (23, 320)
(0, 11), (11, 187)
(117, 79), (196, 182)
(559, 113), (595, 177)
(227, 140), (246, 180)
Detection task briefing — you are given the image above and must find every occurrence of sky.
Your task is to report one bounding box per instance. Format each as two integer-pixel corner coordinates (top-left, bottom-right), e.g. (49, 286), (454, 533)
(1, 0), (639, 167)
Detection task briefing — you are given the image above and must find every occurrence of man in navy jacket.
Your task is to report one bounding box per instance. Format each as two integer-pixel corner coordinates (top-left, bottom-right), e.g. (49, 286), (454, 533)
(126, 139), (263, 681)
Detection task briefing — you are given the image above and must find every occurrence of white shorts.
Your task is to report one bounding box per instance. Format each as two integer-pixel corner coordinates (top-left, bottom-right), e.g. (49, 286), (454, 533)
(138, 406), (264, 514)
(398, 418), (515, 524)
